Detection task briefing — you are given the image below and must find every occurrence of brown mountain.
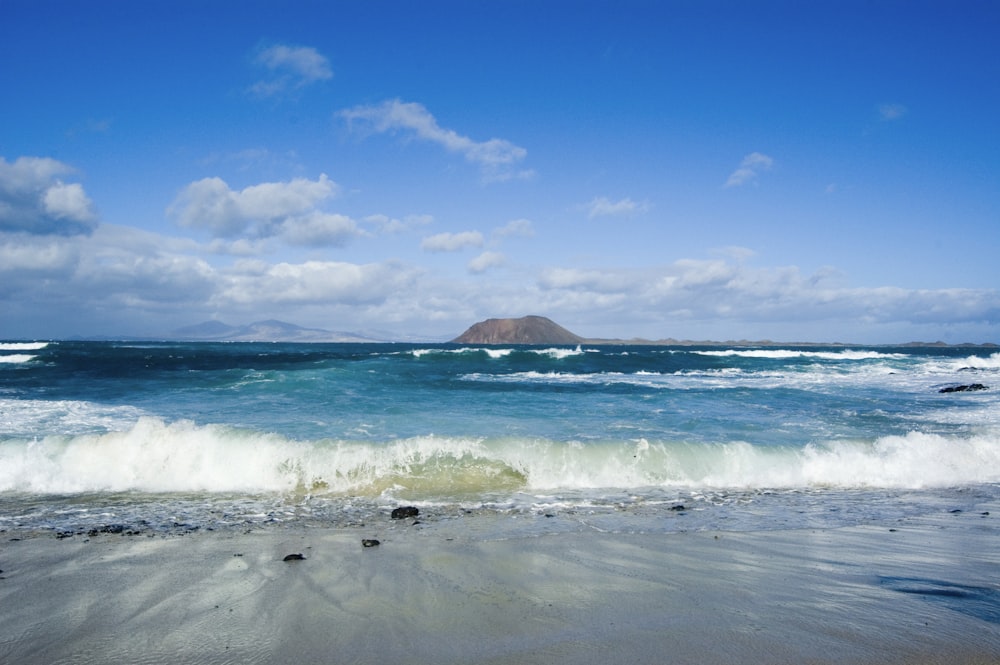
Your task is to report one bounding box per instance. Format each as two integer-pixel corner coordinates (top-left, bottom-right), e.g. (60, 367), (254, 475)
(451, 316), (584, 345)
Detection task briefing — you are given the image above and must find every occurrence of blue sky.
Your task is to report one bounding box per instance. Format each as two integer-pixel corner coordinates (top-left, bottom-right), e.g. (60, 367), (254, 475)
(1, 0), (998, 342)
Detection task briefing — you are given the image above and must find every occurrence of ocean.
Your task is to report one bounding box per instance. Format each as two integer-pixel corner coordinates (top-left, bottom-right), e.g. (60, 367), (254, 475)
(2, 340), (999, 538)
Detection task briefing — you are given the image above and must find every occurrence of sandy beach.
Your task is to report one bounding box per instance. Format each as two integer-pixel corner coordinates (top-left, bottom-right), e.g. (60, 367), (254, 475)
(2, 510), (998, 665)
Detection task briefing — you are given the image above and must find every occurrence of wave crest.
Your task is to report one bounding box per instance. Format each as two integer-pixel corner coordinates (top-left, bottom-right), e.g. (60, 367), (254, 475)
(2, 418), (998, 496)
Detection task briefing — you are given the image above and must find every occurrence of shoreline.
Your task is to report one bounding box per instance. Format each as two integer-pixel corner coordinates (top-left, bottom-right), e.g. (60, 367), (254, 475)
(2, 515), (998, 664)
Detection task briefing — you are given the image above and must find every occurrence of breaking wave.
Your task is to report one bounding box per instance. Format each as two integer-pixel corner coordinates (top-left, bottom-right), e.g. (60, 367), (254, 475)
(0, 342), (49, 351)
(2, 417), (998, 497)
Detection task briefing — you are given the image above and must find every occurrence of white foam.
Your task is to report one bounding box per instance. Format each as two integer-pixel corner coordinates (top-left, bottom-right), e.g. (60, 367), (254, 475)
(2, 417), (997, 495)
(409, 347), (514, 359)
(534, 345), (586, 359)
(945, 352), (1000, 371)
(0, 342), (49, 351)
(0, 354), (36, 364)
(695, 349), (905, 361)
(0, 398), (148, 437)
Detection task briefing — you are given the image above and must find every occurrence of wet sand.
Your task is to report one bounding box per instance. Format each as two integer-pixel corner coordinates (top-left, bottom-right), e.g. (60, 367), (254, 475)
(1, 514), (998, 664)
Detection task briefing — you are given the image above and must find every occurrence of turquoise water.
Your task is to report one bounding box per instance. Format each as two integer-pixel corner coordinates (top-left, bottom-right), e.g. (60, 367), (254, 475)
(1, 341), (998, 535)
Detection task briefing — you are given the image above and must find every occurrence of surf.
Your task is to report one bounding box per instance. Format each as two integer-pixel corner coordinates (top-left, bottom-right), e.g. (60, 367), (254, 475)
(3, 416), (998, 497)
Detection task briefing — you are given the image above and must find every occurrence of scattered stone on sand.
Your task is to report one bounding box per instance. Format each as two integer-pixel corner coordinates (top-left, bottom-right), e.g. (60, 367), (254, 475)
(938, 383), (988, 393)
(362, 539), (380, 548)
(282, 553), (306, 561)
(391, 506), (420, 519)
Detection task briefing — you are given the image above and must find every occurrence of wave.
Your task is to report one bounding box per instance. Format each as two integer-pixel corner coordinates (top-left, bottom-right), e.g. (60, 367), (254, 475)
(0, 354), (36, 364)
(694, 349), (905, 361)
(408, 345), (587, 360)
(409, 347), (512, 359)
(0, 342), (49, 351)
(2, 417), (998, 496)
(0, 399), (148, 437)
(460, 370), (676, 389)
(949, 352), (1000, 371)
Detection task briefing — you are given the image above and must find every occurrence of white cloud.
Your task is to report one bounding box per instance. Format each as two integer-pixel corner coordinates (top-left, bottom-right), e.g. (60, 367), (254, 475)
(364, 213), (433, 235)
(517, 254), (1000, 342)
(280, 212), (365, 247)
(0, 156), (97, 235)
(421, 230), (484, 252)
(725, 152), (774, 187)
(538, 267), (637, 293)
(584, 196), (651, 219)
(468, 251), (505, 274)
(878, 103), (907, 121)
(339, 99), (532, 181)
(168, 174), (361, 248)
(493, 218), (535, 239)
(249, 44), (332, 97)
(215, 260), (415, 307)
(2, 218), (998, 343)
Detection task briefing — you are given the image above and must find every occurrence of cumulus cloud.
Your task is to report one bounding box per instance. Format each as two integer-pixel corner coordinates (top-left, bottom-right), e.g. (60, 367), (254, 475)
(421, 230), (484, 252)
(725, 152), (774, 187)
(249, 44), (332, 97)
(280, 212), (362, 247)
(584, 196), (651, 219)
(878, 103), (907, 120)
(493, 218), (535, 239)
(339, 99), (532, 181)
(468, 251), (505, 274)
(0, 156), (97, 235)
(167, 174), (362, 249)
(364, 213), (433, 235)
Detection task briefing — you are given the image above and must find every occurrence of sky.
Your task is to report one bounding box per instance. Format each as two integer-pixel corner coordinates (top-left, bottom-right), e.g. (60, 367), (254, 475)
(1, 0), (998, 343)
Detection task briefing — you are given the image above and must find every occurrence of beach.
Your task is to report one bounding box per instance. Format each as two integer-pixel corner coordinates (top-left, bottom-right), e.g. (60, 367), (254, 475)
(2, 509), (998, 665)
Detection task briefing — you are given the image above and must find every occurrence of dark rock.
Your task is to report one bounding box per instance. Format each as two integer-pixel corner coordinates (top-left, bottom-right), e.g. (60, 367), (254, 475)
(670, 504), (686, 511)
(391, 506), (420, 519)
(362, 539), (380, 548)
(938, 383), (988, 393)
(451, 315), (584, 345)
(283, 553), (306, 561)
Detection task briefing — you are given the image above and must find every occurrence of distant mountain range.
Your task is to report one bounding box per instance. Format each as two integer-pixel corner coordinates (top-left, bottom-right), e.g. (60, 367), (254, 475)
(170, 319), (388, 343)
(86, 315), (993, 346)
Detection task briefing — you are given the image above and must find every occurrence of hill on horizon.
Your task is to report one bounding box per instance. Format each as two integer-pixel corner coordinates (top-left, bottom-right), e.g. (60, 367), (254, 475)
(170, 319), (384, 343)
(451, 316), (584, 345)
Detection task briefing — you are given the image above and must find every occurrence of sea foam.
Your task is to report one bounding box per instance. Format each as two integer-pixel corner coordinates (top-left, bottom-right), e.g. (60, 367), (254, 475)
(0, 354), (36, 364)
(2, 416), (998, 496)
(0, 342), (49, 351)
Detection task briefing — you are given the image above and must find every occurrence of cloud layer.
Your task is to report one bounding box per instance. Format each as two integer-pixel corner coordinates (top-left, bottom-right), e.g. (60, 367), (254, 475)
(3, 192), (997, 342)
(3, 147), (997, 342)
